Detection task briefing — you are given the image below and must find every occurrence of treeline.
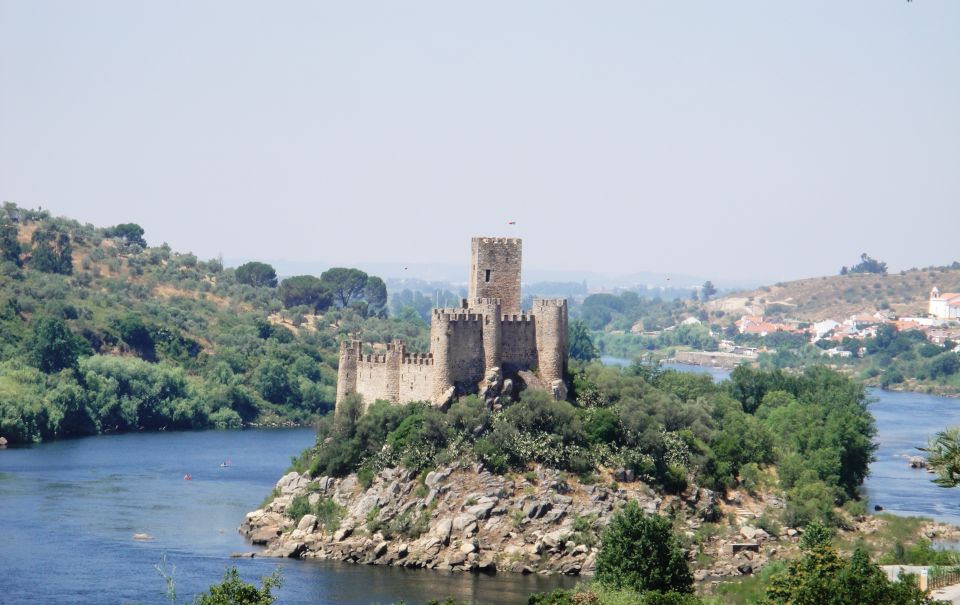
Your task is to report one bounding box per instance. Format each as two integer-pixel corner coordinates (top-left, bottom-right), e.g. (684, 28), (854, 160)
(295, 362), (875, 529)
(0, 204), (413, 444)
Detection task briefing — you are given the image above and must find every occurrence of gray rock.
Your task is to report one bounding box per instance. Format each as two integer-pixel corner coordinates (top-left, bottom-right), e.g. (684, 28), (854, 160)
(297, 514), (317, 533)
(373, 541), (389, 558)
(250, 527), (279, 545)
(433, 518), (453, 545)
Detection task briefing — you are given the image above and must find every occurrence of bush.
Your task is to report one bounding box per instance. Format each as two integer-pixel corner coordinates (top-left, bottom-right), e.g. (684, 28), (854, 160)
(595, 501), (693, 594)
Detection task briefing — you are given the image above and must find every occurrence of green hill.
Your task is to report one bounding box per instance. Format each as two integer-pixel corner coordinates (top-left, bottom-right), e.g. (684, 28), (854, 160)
(0, 203), (425, 444)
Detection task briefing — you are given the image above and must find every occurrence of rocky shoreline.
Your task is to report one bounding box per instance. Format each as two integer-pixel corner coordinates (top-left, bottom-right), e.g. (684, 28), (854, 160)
(237, 463), (807, 579)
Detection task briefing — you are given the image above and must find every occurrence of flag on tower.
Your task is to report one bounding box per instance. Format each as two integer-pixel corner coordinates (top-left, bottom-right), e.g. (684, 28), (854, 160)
(507, 220), (516, 225)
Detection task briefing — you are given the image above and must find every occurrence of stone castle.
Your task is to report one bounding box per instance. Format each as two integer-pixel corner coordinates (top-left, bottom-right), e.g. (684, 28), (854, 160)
(336, 237), (568, 412)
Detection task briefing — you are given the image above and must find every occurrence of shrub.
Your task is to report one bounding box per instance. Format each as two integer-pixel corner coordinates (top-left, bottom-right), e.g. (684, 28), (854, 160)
(595, 501), (693, 594)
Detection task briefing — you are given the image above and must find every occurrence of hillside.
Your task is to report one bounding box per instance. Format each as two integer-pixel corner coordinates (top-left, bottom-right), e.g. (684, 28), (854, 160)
(0, 203), (424, 444)
(706, 266), (960, 322)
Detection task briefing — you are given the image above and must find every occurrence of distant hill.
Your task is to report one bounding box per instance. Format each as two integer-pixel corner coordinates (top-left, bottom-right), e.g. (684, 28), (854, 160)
(706, 265), (960, 322)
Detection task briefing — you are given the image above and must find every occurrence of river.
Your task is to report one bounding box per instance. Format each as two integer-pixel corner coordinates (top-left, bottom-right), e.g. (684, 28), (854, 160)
(1, 365), (958, 603)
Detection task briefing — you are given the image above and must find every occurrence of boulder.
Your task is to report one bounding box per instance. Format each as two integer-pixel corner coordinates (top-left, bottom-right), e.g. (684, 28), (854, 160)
(333, 526), (353, 542)
(297, 514), (317, 533)
(275, 541), (306, 559)
(433, 518), (453, 545)
(250, 527), (279, 545)
(373, 541), (389, 558)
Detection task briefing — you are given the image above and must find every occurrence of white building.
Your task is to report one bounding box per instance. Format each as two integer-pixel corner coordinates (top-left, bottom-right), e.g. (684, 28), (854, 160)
(929, 287), (960, 320)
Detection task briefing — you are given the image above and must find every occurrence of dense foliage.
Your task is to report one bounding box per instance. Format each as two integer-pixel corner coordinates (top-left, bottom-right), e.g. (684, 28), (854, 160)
(764, 536), (942, 604)
(295, 359), (875, 530)
(595, 501), (693, 594)
(0, 204), (403, 444)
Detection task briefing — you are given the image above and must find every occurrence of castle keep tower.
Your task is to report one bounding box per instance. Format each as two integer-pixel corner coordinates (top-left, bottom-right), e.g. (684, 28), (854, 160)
(336, 236), (568, 413)
(469, 237), (522, 315)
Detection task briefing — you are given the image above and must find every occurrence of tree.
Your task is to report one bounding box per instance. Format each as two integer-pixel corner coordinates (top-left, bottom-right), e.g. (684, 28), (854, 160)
(701, 281), (717, 301)
(320, 267), (368, 307)
(764, 541), (941, 605)
(568, 320), (598, 361)
(595, 501), (693, 594)
(193, 567), (282, 605)
(0, 220), (21, 266)
(30, 227), (73, 275)
(849, 253), (888, 275)
(364, 276), (388, 317)
(26, 316), (83, 373)
(920, 426), (960, 487)
(105, 223), (146, 247)
(278, 275), (333, 312)
(235, 261), (278, 288)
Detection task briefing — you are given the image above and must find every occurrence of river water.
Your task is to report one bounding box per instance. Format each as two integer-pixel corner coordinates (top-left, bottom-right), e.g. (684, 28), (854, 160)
(1, 365), (958, 604)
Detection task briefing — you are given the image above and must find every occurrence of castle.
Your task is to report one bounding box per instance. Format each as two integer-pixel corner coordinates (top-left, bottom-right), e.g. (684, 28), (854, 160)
(335, 237), (568, 412)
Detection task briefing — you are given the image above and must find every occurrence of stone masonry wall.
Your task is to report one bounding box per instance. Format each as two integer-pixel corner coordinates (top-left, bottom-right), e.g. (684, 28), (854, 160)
(500, 315), (537, 373)
(468, 237), (522, 316)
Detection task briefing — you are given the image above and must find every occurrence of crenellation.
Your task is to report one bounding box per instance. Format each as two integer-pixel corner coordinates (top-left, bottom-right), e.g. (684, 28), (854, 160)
(336, 236), (568, 414)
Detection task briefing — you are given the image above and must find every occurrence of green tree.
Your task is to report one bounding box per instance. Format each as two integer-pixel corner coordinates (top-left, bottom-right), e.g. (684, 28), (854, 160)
(569, 320), (598, 361)
(105, 223), (147, 247)
(595, 501), (693, 594)
(849, 252), (888, 275)
(193, 567), (282, 605)
(235, 261), (278, 288)
(764, 542), (942, 605)
(320, 267), (368, 307)
(26, 316), (83, 373)
(278, 275), (333, 311)
(364, 276), (388, 317)
(0, 220), (22, 266)
(700, 281), (717, 301)
(30, 227), (73, 275)
(921, 426), (960, 487)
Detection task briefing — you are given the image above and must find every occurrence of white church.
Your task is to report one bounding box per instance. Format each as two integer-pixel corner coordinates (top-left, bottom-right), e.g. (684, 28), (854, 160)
(929, 287), (960, 320)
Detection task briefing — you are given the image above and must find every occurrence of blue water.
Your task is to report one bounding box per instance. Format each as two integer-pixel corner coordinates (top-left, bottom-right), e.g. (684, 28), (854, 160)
(0, 429), (575, 604)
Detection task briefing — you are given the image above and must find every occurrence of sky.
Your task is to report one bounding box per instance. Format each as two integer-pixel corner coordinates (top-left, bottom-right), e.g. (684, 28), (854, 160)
(1, 1), (958, 285)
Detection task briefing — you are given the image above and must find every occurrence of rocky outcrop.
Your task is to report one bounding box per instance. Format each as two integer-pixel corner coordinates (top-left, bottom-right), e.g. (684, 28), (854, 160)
(239, 463), (789, 578)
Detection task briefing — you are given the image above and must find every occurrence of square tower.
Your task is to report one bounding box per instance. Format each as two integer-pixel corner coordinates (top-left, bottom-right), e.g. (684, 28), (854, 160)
(468, 237), (522, 315)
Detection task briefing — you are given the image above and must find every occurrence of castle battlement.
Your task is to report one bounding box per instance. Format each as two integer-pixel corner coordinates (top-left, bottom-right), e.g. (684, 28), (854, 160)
(473, 237), (520, 245)
(532, 298), (568, 309)
(501, 314), (534, 323)
(337, 236), (567, 412)
(432, 311), (484, 322)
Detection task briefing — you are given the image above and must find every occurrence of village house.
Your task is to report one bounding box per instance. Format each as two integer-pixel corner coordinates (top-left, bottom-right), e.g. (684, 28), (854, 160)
(929, 287), (960, 320)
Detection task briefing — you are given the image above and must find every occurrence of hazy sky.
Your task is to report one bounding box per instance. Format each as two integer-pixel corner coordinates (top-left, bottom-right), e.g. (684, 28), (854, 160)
(1, 1), (957, 284)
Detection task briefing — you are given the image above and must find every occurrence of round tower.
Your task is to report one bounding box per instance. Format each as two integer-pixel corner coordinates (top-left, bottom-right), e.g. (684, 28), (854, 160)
(533, 299), (568, 388)
(335, 340), (360, 415)
(472, 298), (503, 375)
(430, 310), (455, 404)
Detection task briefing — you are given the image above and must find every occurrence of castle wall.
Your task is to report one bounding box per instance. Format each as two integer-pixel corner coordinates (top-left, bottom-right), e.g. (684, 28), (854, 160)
(355, 356), (396, 410)
(468, 237), (522, 316)
(501, 314), (538, 373)
(399, 358), (434, 402)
